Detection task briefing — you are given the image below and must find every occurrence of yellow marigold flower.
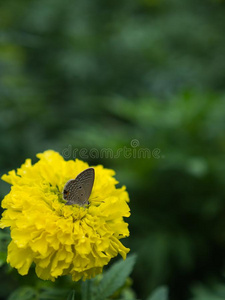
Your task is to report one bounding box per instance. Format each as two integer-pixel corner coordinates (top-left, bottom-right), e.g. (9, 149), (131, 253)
(0, 150), (130, 281)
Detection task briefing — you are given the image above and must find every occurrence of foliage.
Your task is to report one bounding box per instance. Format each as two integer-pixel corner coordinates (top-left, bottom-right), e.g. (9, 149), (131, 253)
(191, 282), (225, 300)
(1, 0), (225, 299)
(90, 254), (136, 300)
(5, 255), (136, 300)
(147, 286), (169, 300)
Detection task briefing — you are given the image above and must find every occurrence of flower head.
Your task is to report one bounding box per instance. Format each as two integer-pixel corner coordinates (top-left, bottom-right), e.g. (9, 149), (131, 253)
(0, 150), (130, 281)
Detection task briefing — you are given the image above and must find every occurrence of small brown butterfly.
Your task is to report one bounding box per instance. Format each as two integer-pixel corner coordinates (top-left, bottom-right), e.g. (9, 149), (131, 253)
(63, 168), (95, 206)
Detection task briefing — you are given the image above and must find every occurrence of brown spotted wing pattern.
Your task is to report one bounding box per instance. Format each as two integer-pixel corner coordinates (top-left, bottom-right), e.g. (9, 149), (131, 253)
(63, 168), (95, 206)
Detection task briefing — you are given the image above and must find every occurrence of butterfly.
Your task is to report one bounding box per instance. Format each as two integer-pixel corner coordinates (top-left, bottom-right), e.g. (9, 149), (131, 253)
(63, 168), (95, 206)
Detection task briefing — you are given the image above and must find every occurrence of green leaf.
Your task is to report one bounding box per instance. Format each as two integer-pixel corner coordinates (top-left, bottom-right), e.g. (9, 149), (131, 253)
(93, 254), (137, 300)
(82, 279), (93, 300)
(67, 290), (75, 300)
(8, 287), (37, 300)
(147, 286), (169, 300)
(39, 287), (69, 300)
(191, 283), (225, 300)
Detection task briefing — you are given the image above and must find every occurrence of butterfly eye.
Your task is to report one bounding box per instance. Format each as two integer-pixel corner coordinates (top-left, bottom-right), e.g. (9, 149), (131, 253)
(64, 190), (69, 197)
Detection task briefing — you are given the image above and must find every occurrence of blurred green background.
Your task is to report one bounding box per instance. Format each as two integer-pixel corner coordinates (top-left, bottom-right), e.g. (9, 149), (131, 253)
(1, 0), (225, 299)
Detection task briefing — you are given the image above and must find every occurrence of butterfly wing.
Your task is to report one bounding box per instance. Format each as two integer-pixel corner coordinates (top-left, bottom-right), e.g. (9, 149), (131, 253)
(63, 168), (95, 206)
